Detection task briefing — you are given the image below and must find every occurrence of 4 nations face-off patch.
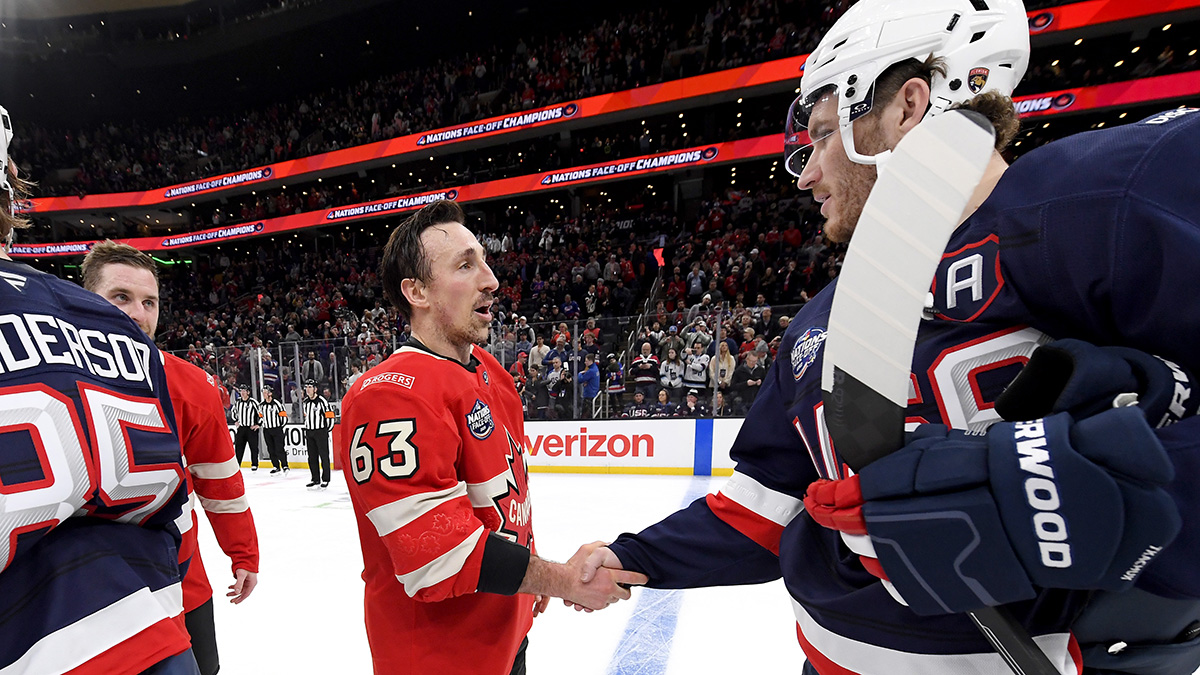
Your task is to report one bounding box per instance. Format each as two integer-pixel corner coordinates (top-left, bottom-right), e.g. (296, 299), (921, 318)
(791, 326), (827, 381)
(466, 399), (495, 440)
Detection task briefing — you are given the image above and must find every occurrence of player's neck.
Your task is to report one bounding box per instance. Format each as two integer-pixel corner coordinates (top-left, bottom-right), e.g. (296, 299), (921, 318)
(961, 151), (1009, 222)
(409, 325), (472, 365)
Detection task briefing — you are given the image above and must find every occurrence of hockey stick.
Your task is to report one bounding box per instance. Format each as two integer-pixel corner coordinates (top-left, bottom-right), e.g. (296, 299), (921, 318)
(819, 109), (1061, 675)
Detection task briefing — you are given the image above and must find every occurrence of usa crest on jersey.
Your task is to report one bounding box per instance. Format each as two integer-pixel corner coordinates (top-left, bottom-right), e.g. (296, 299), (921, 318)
(466, 399), (494, 439)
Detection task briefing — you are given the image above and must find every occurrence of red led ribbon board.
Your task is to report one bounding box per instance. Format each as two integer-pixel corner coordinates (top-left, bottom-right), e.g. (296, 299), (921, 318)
(1027, 0), (1200, 35)
(11, 136), (784, 257)
(22, 0), (1194, 216)
(13, 73), (1200, 257)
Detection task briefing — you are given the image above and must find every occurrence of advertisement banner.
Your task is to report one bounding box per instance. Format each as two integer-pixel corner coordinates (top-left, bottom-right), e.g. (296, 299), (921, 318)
(523, 419), (697, 474)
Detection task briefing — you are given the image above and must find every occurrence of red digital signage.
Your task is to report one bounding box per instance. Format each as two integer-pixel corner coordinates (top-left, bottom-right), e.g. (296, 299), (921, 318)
(13, 70), (1200, 258)
(20, 0), (1192, 216)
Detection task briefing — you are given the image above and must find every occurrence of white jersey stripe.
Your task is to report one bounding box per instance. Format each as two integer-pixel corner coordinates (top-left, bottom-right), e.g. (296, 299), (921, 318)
(719, 471), (803, 528)
(790, 598), (1078, 675)
(197, 494), (251, 515)
(466, 475), (510, 509)
(367, 482), (468, 537)
(174, 491), (196, 535)
(0, 583), (183, 675)
(189, 458), (239, 480)
(396, 526), (485, 596)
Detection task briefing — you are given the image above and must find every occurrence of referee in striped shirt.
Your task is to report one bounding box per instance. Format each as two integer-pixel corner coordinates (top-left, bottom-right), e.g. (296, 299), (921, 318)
(230, 384), (261, 471)
(259, 386), (290, 474)
(302, 379), (335, 489)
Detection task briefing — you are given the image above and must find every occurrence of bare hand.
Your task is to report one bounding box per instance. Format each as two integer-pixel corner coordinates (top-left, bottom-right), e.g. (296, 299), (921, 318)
(562, 542), (646, 612)
(228, 569), (257, 604)
(532, 594), (550, 618)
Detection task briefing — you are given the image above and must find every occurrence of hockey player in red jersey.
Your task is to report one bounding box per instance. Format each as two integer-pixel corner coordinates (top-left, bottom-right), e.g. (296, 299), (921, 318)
(340, 200), (647, 675)
(0, 105), (197, 674)
(82, 240), (260, 675)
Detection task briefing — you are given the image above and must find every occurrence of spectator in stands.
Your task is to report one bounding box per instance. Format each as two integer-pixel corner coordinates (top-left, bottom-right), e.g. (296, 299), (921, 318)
(545, 336), (571, 369)
(623, 391), (652, 418)
(713, 391), (734, 417)
(686, 263), (706, 303)
(686, 294), (715, 326)
(658, 325), (684, 362)
(576, 353), (601, 417)
(709, 341), (736, 396)
(509, 352), (529, 387)
(659, 347), (685, 402)
(529, 335), (550, 370)
(685, 320), (713, 352)
(730, 350), (765, 414)
(604, 354), (625, 410)
(300, 350), (324, 387)
(676, 389), (710, 418)
(682, 342), (710, 397)
(652, 389), (676, 418)
(630, 342), (660, 399)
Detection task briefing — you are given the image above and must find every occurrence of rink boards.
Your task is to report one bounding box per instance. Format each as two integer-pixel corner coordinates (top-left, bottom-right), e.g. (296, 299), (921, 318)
(230, 418), (745, 476)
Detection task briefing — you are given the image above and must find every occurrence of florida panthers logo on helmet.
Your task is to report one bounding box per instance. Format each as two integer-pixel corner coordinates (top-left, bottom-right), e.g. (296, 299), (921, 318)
(968, 67), (990, 94)
(466, 399), (494, 440)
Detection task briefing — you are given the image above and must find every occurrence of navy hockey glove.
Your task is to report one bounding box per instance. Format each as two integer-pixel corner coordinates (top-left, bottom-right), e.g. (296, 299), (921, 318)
(809, 409), (1180, 617)
(997, 339), (1197, 429)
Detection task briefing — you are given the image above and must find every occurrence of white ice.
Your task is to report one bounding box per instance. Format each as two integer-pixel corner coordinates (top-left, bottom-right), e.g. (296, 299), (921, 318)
(197, 469), (802, 674)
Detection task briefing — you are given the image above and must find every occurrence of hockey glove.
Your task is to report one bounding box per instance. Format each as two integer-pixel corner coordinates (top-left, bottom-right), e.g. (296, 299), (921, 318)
(996, 339), (1197, 429)
(803, 408), (1180, 616)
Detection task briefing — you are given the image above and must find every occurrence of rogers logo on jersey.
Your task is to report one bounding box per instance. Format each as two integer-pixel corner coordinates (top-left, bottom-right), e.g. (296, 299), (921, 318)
(466, 399), (494, 440)
(361, 371), (415, 390)
(1013, 419), (1072, 569)
(526, 427), (654, 458)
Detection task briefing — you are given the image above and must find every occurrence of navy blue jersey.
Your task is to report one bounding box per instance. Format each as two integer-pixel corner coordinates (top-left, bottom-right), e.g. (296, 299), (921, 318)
(0, 259), (191, 674)
(608, 108), (1200, 675)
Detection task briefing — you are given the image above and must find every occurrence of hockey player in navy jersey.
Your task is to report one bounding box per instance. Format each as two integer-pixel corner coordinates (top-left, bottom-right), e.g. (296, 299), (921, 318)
(575, 1), (1200, 674)
(0, 105), (197, 674)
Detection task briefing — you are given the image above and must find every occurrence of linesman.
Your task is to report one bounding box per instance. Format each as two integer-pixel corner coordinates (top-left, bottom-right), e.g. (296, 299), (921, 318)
(302, 379), (335, 489)
(259, 386), (289, 474)
(230, 385), (261, 471)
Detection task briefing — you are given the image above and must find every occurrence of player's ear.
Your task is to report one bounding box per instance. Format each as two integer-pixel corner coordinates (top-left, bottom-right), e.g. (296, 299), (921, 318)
(896, 77), (932, 135)
(401, 278), (429, 310)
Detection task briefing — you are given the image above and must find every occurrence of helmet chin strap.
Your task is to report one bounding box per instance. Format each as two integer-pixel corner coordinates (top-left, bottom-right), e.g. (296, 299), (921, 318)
(839, 120), (893, 168)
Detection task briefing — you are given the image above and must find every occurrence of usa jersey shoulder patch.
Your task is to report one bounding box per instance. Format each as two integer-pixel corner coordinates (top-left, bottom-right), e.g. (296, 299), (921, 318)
(931, 233), (1003, 322)
(466, 399), (494, 440)
(791, 326), (827, 381)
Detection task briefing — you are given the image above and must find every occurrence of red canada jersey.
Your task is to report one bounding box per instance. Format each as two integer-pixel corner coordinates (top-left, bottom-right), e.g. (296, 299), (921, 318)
(164, 353), (259, 612)
(340, 343), (535, 675)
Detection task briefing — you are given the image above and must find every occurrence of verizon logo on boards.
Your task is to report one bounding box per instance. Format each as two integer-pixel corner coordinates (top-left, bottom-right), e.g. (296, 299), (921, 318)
(526, 427), (654, 458)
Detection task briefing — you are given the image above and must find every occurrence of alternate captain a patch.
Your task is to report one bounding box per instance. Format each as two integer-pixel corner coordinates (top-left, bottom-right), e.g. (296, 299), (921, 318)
(968, 67), (990, 94)
(466, 399), (495, 439)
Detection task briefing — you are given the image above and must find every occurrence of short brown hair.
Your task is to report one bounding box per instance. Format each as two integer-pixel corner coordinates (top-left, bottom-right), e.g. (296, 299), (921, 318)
(874, 55), (1020, 152)
(80, 240), (160, 292)
(379, 200), (466, 320)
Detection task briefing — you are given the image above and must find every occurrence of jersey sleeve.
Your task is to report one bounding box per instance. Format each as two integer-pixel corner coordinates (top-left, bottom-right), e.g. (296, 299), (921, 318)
(342, 386), (516, 602)
(171, 370), (259, 576)
(609, 335), (817, 588)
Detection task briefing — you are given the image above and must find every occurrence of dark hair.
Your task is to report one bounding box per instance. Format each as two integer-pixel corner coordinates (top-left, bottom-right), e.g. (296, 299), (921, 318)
(379, 200), (467, 320)
(874, 55), (1019, 152)
(1, 162), (34, 242)
(81, 240), (161, 291)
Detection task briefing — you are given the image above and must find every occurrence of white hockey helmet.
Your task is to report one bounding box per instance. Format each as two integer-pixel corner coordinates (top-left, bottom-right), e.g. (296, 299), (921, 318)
(0, 104), (13, 215)
(785, 0), (1030, 173)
